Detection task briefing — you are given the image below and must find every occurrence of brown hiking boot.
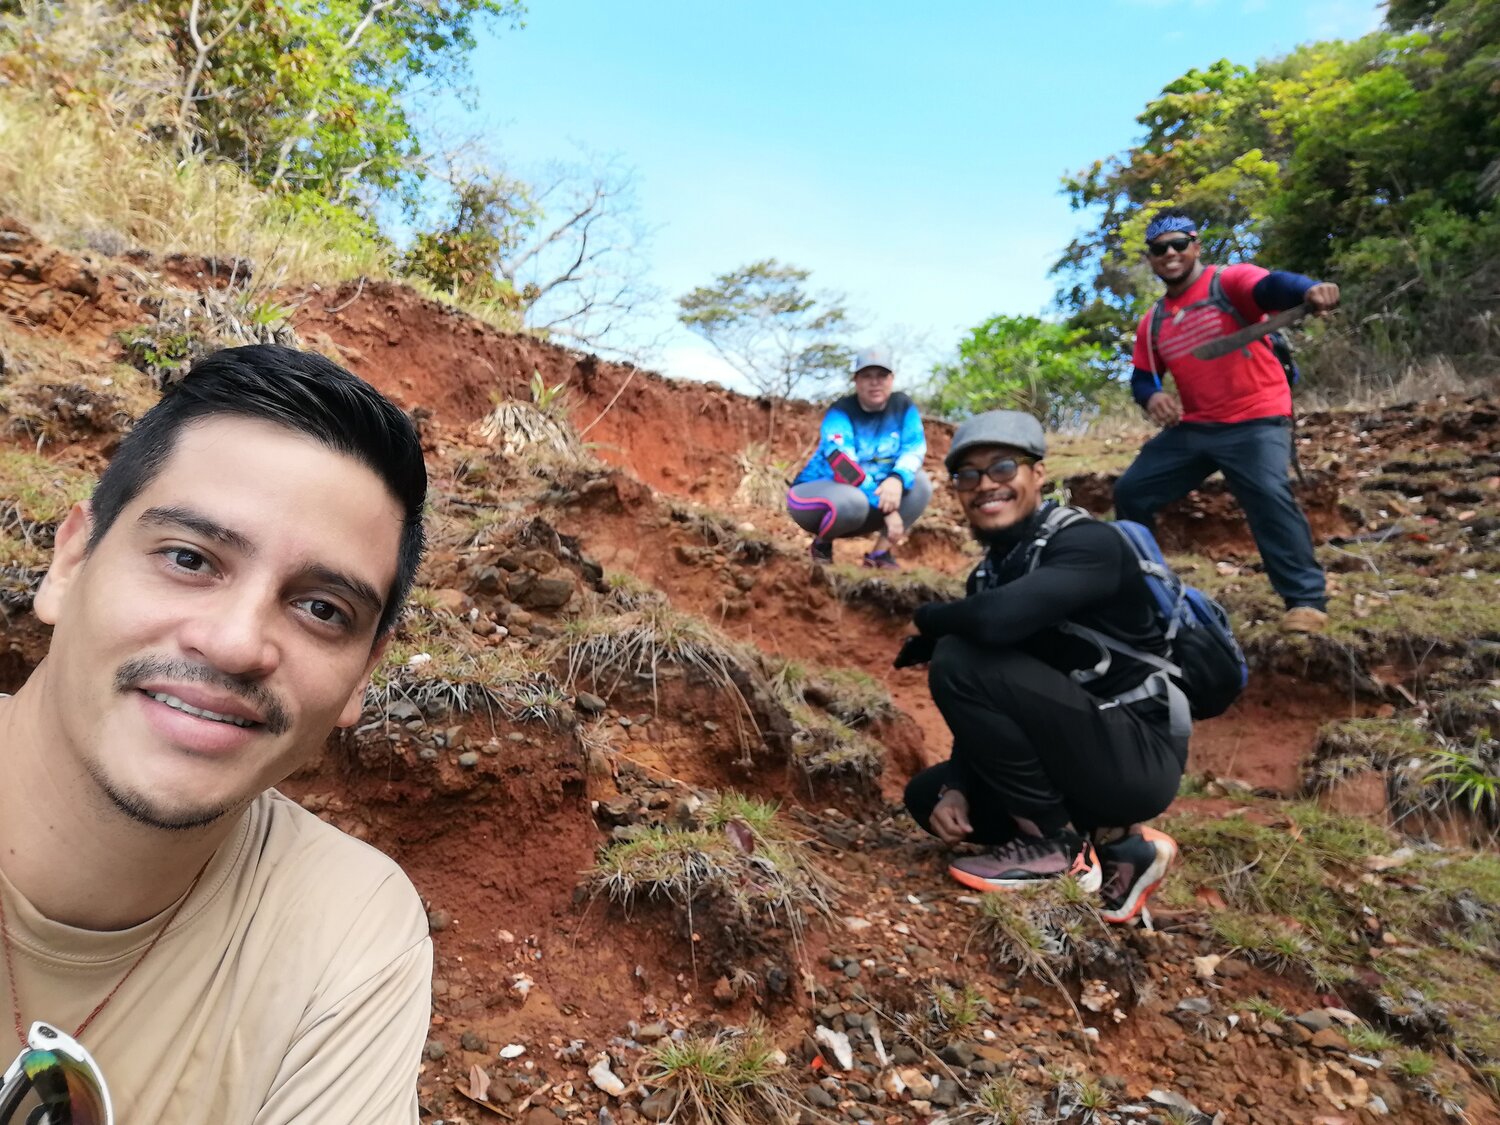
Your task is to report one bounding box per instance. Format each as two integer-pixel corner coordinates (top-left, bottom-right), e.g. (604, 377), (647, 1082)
(1280, 606), (1328, 634)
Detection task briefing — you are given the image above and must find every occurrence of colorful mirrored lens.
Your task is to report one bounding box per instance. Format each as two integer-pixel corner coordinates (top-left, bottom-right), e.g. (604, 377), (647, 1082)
(0, 1024), (113, 1125)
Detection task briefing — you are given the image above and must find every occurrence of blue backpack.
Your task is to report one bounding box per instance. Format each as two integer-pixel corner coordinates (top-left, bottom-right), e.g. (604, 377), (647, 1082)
(1023, 506), (1249, 739)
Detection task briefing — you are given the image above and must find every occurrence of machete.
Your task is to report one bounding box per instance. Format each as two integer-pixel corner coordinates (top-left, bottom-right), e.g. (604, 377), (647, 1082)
(1190, 303), (1308, 360)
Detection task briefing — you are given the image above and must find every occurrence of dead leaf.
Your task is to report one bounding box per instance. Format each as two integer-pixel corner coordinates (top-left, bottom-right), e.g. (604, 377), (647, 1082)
(724, 818), (755, 855)
(469, 1065), (491, 1102)
(1194, 886), (1229, 911)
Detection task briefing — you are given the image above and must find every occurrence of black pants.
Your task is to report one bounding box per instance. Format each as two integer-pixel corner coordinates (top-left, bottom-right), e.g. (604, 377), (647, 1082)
(904, 637), (1186, 845)
(1113, 419), (1326, 610)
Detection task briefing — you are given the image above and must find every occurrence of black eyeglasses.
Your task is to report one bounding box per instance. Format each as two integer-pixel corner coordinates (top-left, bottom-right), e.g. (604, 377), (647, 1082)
(1146, 236), (1196, 257)
(0, 1022), (114, 1124)
(951, 458), (1033, 492)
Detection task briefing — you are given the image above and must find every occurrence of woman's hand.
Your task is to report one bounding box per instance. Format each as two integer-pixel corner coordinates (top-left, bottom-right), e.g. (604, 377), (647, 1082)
(875, 476), (904, 514)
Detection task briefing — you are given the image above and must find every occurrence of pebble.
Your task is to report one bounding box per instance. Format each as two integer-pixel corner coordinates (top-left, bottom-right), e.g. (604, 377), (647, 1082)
(638, 1087), (679, 1121)
(939, 1042), (976, 1068)
(577, 692), (607, 714)
(424, 1040), (445, 1061)
(1294, 1009), (1336, 1032)
(457, 751), (479, 768)
(460, 1031), (484, 1051)
(589, 1054), (626, 1097)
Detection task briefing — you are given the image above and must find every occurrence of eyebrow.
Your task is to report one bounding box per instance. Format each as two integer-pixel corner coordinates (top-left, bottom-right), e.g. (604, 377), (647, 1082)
(139, 506), (385, 619)
(139, 506), (254, 555)
(303, 564), (385, 618)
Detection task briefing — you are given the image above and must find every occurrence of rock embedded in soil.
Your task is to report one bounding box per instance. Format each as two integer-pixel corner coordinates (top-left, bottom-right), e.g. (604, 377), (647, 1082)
(460, 1030), (485, 1051)
(637, 1087), (678, 1121)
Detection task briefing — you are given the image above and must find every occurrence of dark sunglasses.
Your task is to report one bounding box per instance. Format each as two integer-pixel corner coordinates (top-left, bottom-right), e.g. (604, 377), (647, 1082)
(951, 458), (1033, 492)
(1146, 235), (1196, 257)
(0, 1023), (113, 1124)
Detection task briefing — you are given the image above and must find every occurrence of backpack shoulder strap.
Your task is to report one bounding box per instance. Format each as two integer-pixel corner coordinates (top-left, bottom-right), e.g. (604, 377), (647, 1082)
(1207, 265), (1250, 328)
(1147, 300), (1168, 376)
(1023, 505), (1091, 573)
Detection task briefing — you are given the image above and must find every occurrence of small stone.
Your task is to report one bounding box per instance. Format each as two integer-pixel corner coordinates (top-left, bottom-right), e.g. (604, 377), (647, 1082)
(842, 962), (862, 980)
(458, 751), (480, 768)
(424, 1040), (446, 1061)
(1288, 1022), (1316, 1046)
(636, 1021), (668, 1041)
(427, 909), (452, 932)
(939, 1042), (977, 1068)
(712, 976), (736, 1005)
(803, 1086), (836, 1109)
(1295, 1009), (1336, 1032)
(417, 747), (439, 762)
(639, 1087), (679, 1121)
(1310, 1028), (1350, 1052)
(461, 1031), (485, 1051)
(929, 1078), (959, 1108)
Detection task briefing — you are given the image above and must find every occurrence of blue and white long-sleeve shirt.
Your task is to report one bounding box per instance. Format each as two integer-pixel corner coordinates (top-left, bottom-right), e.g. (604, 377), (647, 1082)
(793, 392), (927, 507)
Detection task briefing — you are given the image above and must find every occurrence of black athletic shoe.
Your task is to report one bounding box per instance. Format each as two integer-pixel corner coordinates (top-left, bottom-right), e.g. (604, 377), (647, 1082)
(1098, 827), (1177, 924)
(809, 539), (833, 565)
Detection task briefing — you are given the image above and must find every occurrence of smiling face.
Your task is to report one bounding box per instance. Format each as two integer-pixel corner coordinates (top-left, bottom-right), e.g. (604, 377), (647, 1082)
(954, 444), (1048, 537)
(853, 365), (894, 411)
(1146, 229), (1201, 285)
(33, 417), (403, 831)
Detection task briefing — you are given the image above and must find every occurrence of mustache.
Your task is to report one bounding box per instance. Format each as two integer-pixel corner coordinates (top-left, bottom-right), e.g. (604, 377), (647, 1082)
(115, 656), (291, 735)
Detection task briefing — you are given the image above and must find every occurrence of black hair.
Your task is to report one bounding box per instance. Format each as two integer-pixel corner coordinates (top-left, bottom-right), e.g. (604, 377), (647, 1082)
(89, 344), (427, 636)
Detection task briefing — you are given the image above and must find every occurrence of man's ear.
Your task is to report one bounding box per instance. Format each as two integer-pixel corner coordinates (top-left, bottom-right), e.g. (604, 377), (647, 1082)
(337, 632), (391, 728)
(1033, 459), (1048, 487)
(33, 502), (94, 626)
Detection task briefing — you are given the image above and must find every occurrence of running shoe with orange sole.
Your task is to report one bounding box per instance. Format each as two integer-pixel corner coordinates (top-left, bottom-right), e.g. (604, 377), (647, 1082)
(1097, 826), (1178, 924)
(947, 830), (1102, 894)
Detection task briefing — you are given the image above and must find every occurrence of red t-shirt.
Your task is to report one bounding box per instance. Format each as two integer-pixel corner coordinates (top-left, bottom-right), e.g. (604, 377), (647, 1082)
(1132, 263), (1291, 423)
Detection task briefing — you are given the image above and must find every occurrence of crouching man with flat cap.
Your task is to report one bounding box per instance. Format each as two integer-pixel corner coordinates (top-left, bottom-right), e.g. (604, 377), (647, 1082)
(0, 345), (431, 1122)
(897, 410), (1183, 923)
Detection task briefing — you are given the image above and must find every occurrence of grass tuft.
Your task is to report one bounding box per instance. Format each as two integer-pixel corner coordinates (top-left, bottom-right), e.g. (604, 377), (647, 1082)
(590, 792), (837, 960)
(641, 1024), (799, 1125)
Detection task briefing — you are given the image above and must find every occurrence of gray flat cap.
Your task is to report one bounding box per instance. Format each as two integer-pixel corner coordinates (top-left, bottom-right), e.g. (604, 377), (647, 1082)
(944, 410), (1047, 471)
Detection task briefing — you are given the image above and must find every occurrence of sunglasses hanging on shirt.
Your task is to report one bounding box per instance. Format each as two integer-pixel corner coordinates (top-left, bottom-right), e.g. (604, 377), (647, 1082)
(0, 1022), (114, 1125)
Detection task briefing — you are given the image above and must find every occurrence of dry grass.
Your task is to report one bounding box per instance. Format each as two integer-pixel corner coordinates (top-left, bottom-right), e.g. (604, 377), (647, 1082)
(641, 1024), (801, 1125)
(589, 792), (837, 981)
(0, 2), (524, 332)
(0, 3), (387, 286)
(732, 441), (794, 511)
(367, 601), (567, 726)
(560, 601), (760, 729)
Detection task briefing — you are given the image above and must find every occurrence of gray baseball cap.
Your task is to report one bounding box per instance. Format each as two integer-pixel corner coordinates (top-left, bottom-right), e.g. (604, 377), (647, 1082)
(852, 346), (894, 375)
(944, 410), (1047, 471)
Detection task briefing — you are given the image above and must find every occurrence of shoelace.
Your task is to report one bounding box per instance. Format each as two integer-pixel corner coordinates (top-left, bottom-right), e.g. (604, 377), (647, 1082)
(1100, 861), (1136, 904)
(989, 834), (1069, 864)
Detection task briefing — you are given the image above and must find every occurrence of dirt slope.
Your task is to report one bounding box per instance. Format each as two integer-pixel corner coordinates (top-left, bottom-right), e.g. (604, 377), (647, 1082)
(2, 223), (1497, 1124)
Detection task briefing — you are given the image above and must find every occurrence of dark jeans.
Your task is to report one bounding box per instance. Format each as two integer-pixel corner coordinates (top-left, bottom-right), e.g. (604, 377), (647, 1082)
(904, 638), (1186, 845)
(1113, 419), (1326, 610)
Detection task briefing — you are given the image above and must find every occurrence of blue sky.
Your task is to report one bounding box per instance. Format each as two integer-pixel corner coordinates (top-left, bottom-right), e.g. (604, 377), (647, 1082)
(440, 0), (1382, 390)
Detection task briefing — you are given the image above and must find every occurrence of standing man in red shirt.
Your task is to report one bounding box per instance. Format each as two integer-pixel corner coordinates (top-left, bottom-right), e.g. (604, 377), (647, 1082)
(1114, 209), (1339, 634)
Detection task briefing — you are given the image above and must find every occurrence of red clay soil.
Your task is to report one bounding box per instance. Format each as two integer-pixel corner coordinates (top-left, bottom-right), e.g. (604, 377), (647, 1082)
(7, 223), (1499, 1121)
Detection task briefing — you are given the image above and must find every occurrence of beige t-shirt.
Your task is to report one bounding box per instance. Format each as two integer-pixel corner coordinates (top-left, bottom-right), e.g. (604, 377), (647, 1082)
(0, 790), (432, 1124)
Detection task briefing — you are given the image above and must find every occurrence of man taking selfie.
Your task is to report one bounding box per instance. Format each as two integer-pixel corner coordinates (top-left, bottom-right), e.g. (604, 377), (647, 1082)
(0, 345), (431, 1123)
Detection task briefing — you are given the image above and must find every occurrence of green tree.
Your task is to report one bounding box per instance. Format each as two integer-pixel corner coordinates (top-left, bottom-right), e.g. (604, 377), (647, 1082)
(925, 316), (1116, 430)
(144, 0), (524, 209)
(1055, 0), (1500, 387)
(677, 260), (854, 435)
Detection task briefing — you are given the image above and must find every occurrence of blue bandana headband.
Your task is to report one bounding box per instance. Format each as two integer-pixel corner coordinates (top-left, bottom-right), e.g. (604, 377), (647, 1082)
(1145, 215), (1198, 241)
